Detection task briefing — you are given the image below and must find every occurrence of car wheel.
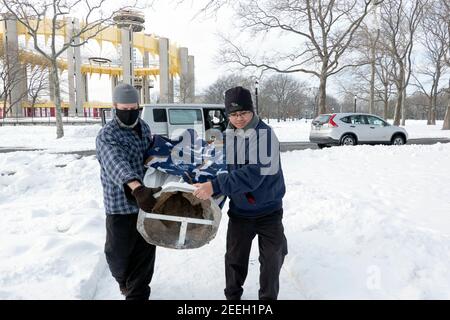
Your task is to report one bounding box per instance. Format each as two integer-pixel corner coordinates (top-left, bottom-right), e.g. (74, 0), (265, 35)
(392, 135), (405, 145)
(317, 144), (327, 149)
(340, 134), (356, 146)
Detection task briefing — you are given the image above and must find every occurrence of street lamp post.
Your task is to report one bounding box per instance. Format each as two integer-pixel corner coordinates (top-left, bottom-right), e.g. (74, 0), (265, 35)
(255, 80), (259, 116)
(354, 95), (357, 113)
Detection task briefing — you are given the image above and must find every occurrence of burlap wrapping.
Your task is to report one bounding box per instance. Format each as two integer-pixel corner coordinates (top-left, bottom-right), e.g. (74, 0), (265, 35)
(137, 168), (223, 249)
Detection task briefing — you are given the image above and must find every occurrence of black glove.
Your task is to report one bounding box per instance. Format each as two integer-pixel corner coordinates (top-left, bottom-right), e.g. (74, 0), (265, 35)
(131, 186), (162, 212)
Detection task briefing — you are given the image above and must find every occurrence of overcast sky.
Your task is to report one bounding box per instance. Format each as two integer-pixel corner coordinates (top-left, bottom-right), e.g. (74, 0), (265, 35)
(87, 1), (235, 102)
(69, 0), (364, 103)
(146, 1), (233, 89)
(8, 0), (449, 104)
(73, 0), (447, 104)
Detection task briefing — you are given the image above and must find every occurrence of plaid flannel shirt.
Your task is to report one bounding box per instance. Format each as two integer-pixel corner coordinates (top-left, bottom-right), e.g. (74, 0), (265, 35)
(96, 118), (152, 215)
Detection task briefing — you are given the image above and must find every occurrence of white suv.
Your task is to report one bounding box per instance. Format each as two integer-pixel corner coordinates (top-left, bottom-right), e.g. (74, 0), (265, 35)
(102, 104), (228, 141)
(309, 113), (408, 148)
(140, 104), (228, 140)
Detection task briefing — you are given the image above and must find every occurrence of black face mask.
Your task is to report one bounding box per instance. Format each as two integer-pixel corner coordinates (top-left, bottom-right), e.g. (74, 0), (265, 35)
(115, 108), (140, 128)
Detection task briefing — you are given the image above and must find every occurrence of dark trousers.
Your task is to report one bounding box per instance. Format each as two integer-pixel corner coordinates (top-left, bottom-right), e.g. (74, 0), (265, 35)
(105, 214), (156, 300)
(224, 209), (288, 300)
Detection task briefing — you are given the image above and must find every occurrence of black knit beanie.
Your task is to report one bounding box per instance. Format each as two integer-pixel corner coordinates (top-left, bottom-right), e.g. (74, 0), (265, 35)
(224, 86), (254, 115)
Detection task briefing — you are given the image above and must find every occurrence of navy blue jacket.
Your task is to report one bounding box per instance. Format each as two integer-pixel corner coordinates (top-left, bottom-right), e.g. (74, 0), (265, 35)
(211, 119), (285, 218)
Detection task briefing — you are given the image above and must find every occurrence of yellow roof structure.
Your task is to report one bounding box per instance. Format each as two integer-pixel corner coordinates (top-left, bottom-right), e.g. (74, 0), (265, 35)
(0, 18), (181, 77)
(0, 101), (114, 109)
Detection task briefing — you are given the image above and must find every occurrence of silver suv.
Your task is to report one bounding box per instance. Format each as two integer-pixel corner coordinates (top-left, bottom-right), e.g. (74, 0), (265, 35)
(309, 113), (408, 148)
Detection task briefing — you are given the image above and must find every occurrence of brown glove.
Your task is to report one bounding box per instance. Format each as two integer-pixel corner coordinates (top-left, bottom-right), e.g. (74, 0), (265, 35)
(131, 186), (162, 213)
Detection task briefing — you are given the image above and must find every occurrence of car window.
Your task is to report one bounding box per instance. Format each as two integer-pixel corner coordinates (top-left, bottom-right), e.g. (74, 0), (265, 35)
(204, 109), (228, 132)
(340, 116), (351, 124)
(205, 109), (226, 124)
(153, 109), (167, 123)
(169, 109), (202, 125)
(349, 115), (368, 125)
(313, 115), (331, 125)
(366, 116), (386, 126)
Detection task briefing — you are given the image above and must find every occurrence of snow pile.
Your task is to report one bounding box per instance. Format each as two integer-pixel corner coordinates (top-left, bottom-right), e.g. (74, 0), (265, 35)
(65, 125), (103, 140)
(397, 120), (450, 139)
(0, 125), (102, 152)
(264, 119), (313, 142)
(1, 143), (450, 299)
(281, 144), (450, 299)
(0, 152), (105, 299)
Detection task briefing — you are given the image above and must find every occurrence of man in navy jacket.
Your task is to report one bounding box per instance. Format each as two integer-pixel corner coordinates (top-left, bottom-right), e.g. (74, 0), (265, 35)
(193, 86), (288, 300)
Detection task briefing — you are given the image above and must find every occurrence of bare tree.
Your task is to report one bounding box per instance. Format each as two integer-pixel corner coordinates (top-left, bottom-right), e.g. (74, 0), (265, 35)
(444, 84), (450, 130)
(410, 0), (449, 125)
(0, 48), (28, 118)
(190, 0), (230, 16)
(442, 83), (450, 130)
(440, 0), (450, 130)
(175, 72), (196, 103)
(27, 65), (49, 112)
(202, 74), (254, 104)
(261, 74), (306, 122)
(379, 0), (425, 126)
(336, 43), (396, 118)
(375, 49), (397, 119)
(348, 6), (382, 114)
(218, 0), (382, 117)
(366, 32), (381, 115)
(1, 0), (141, 138)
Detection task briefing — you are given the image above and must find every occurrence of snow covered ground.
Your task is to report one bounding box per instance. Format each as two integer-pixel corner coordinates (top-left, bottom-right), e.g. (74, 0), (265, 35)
(1, 142), (449, 299)
(398, 120), (450, 139)
(1, 119), (449, 152)
(0, 125), (102, 152)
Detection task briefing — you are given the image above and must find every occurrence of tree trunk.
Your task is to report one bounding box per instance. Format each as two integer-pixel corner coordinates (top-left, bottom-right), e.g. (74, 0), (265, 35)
(394, 64), (405, 126)
(2, 86), (8, 117)
(369, 35), (377, 115)
(2, 99), (6, 118)
(401, 89), (406, 126)
(51, 62), (64, 139)
(318, 73), (327, 116)
(383, 83), (389, 119)
(427, 96), (434, 125)
(431, 92), (437, 125)
(431, 92), (438, 125)
(431, 68), (441, 125)
(443, 87), (450, 130)
(393, 84), (402, 126)
(277, 102), (280, 122)
(31, 95), (38, 109)
(443, 106), (450, 130)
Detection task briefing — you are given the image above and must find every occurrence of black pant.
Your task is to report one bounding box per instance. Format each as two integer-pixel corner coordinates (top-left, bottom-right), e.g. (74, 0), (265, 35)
(224, 209), (288, 300)
(105, 214), (156, 300)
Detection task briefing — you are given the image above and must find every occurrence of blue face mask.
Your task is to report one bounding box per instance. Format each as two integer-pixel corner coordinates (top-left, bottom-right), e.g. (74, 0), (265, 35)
(115, 108), (141, 127)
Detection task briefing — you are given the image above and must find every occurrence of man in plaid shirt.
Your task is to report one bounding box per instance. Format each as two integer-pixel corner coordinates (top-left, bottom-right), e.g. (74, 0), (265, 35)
(96, 83), (161, 300)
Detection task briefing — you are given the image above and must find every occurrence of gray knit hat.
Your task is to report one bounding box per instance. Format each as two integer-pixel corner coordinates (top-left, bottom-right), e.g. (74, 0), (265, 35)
(112, 83), (139, 104)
